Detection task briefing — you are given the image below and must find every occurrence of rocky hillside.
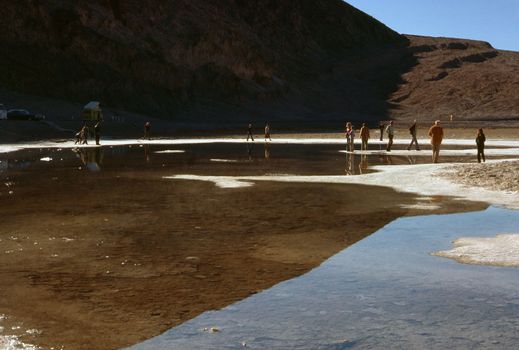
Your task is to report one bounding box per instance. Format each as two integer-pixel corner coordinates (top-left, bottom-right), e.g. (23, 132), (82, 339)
(390, 35), (519, 122)
(0, 0), (409, 122)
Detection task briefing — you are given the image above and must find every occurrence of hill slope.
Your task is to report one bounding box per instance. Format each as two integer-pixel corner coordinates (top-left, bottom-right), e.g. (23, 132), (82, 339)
(390, 35), (519, 122)
(0, 0), (409, 122)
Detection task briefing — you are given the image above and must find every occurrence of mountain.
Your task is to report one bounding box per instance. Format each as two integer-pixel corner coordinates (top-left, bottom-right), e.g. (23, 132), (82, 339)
(0, 0), (409, 123)
(390, 35), (519, 122)
(1, 1), (518, 127)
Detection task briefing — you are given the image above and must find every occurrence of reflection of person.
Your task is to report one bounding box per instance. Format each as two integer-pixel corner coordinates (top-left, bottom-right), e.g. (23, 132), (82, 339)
(407, 156), (417, 165)
(264, 122), (272, 141)
(379, 121), (385, 141)
(345, 122), (355, 152)
(144, 122), (151, 140)
(476, 128), (486, 163)
(144, 144), (151, 163)
(428, 120), (444, 163)
(359, 123), (370, 151)
(407, 119), (420, 151)
(94, 121), (102, 145)
(359, 154), (368, 174)
(246, 142), (254, 160)
(385, 121), (394, 152)
(344, 152), (355, 175)
(247, 123), (254, 141)
(264, 142), (270, 160)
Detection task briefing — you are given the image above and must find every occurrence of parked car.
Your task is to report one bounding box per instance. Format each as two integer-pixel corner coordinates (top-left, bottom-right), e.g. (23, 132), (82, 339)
(6, 109), (45, 121)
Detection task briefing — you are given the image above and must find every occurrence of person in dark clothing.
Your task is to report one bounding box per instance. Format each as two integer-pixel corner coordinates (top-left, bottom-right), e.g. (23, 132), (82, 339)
(81, 124), (89, 145)
(246, 123), (254, 141)
(476, 128), (486, 163)
(94, 121), (102, 145)
(379, 121), (385, 141)
(144, 122), (151, 140)
(407, 119), (420, 151)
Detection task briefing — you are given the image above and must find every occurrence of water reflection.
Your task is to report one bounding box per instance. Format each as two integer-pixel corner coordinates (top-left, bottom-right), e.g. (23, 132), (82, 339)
(359, 154), (369, 174)
(144, 145), (151, 163)
(73, 147), (104, 172)
(128, 207), (519, 350)
(344, 152), (355, 175)
(246, 143), (255, 161)
(264, 143), (271, 160)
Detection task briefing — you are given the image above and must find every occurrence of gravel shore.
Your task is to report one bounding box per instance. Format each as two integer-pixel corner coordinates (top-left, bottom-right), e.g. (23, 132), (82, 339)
(441, 160), (519, 193)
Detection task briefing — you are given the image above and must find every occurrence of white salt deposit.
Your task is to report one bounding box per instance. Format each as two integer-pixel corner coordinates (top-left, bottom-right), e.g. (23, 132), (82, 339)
(165, 159), (519, 209)
(339, 148), (519, 157)
(165, 175), (253, 189)
(210, 159), (238, 163)
(153, 150), (185, 154)
(434, 234), (519, 267)
(400, 203), (441, 210)
(2, 138), (519, 153)
(0, 336), (39, 350)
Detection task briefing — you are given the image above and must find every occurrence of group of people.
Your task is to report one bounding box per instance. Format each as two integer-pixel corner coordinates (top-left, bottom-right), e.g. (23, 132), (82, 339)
(345, 120), (488, 164)
(74, 121), (102, 146)
(246, 122), (271, 142)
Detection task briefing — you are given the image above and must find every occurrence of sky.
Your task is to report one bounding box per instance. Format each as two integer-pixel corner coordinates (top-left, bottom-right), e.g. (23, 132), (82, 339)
(346, 0), (519, 52)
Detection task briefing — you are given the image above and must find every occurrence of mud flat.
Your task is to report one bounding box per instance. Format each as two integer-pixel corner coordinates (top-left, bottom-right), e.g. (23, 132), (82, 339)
(0, 143), (487, 350)
(0, 134), (513, 349)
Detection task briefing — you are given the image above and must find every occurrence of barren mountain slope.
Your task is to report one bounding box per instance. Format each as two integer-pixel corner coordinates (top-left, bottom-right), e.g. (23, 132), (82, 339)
(390, 35), (519, 122)
(0, 0), (408, 122)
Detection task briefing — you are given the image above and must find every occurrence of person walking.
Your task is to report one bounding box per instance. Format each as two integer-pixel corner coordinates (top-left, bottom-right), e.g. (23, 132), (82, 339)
(345, 122), (355, 152)
(379, 121), (385, 141)
(246, 123), (254, 141)
(385, 120), (395, 152)
(144, 122), (151, 140)
(407, 119), (420, 151)
(476, 128), (486, 163)
(264, 122), (272, 141)
(81, 124), (89, 145)
(428, 120), (444, 163)
(359, 123), (370, 151)
(94, 121), (102, 145)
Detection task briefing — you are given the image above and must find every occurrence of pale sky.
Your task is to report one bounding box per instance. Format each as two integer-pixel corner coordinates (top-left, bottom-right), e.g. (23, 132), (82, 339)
(346, 0), (519, 52)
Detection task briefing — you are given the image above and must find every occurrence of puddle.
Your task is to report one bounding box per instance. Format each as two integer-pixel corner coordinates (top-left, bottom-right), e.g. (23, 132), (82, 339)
(128, 206), (519, 350)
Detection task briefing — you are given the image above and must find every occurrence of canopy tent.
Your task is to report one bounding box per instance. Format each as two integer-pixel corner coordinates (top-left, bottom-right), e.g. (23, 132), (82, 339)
(81, 101), (103, 121)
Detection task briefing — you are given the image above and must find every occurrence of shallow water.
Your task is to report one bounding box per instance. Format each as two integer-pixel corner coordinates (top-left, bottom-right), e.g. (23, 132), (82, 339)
(128, 206), (519, 350)
(1, 142), (516, 180)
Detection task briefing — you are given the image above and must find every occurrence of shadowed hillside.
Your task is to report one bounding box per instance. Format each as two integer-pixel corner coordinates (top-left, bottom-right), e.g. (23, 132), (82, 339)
(0, 0), (411, 123)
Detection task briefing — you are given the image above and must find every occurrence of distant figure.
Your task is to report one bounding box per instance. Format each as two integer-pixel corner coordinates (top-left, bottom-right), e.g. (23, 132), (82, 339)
(345, 122), (355, 152)
(246, 123), (254, 141)
(359, 123), (370, 151)
(264, 122), (272, 141)
(144, 122), (151, 140)
(81, 124), (89, 145)
(476, 128), (486, 163)
(428, 120), (444, 163)
(385, 121), (395, 152)
(94, 121), (102, 145)
(450, 114), (454, 123)
(379, 121), (385, 141)
(74, 128), (82, 145)
(407, 119), (420, 151)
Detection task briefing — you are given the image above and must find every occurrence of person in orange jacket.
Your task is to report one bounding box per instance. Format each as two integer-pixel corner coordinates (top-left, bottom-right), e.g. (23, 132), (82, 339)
(428, 120), (444, 163)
